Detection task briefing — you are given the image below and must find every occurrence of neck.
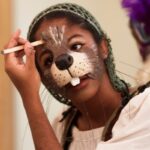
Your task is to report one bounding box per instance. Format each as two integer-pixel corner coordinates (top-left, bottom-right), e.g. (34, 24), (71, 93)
(76, 74), (122, 131)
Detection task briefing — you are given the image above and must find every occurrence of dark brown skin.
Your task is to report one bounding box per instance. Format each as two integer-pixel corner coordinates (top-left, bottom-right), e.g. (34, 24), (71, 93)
(4, 19), (121, 149)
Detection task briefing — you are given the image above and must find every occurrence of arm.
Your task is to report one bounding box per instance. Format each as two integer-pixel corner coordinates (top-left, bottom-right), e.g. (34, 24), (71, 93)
(22, 92), (62, 150)
(4, 30), (62, 150)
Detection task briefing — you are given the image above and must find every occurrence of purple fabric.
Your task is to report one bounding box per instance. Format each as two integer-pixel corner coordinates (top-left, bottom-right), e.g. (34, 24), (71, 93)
(122, 0), (150, 34)
(122, 0), (150, 60)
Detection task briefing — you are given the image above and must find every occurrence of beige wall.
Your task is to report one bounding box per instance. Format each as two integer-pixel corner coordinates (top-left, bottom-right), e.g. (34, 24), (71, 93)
(0, 0), (14, 150)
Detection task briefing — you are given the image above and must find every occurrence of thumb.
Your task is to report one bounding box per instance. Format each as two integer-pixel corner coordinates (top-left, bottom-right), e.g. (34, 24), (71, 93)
(24, 42), (36, 68)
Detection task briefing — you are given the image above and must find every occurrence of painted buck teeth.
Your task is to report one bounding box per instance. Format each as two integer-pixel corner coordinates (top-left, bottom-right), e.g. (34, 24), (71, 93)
(70, 77), (80, 86)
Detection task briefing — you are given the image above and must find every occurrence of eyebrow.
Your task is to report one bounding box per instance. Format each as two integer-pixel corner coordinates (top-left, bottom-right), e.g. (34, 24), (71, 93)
(68, 34), (83, 43)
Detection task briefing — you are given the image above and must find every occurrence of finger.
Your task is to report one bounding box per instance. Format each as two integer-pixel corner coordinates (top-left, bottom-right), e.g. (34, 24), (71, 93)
(14, 49), (25, 64)
(4, 33), (26, 50)
(14, 37), (27, 58)
(12, 29), (21, 39)
(15, 50), (25, 58)
(4, 30), (22, 65)
(4, 29), (21, 58)
(5, 37), (27, 60)
(24, 42), (36, 68)
(18, 37), (27, 45)
(7, 29), (21, 48)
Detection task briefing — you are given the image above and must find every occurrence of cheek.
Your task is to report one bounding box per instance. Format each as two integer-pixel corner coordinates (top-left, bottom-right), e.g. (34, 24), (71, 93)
(69, 52), (94, 76)
(86, 47), (105, 80)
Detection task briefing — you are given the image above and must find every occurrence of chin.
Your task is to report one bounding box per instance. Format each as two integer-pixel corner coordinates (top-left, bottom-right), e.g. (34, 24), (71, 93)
(66, 78), (100, 105)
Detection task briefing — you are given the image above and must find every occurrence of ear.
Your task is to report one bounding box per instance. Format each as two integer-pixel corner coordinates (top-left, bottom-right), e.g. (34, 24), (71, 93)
(99, 39), (109, 59)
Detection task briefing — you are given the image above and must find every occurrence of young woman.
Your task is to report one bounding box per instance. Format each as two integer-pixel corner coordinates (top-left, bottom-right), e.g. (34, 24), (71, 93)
(4, 3), (150, 150)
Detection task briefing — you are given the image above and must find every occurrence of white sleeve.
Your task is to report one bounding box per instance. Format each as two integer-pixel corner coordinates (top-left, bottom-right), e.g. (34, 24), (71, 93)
(96, 87), (150, 150)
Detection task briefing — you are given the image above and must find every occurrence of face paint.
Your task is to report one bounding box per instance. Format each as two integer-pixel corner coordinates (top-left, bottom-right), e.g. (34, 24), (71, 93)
(71, 77), (80, 86)
(39, 25), (103, 101)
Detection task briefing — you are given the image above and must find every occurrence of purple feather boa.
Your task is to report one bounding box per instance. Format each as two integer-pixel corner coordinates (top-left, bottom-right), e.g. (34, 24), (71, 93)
(122, 0), (150, 60)
(122, 0), (150, 22)
(122, 0), (150, 34)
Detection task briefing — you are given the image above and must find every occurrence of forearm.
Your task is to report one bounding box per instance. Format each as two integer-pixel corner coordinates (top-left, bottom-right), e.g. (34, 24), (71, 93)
(3, 32), (62, 149)
(22, 93), (62, 150)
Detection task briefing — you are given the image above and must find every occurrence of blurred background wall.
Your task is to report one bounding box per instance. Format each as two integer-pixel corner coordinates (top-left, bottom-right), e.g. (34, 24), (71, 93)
(1, 0), (142, 150)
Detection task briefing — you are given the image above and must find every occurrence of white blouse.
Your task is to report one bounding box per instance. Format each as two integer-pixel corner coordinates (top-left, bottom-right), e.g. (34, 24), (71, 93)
(96, 87), (150, 150)
(69, 126), (104, 150)
(52, 111), (104, 150)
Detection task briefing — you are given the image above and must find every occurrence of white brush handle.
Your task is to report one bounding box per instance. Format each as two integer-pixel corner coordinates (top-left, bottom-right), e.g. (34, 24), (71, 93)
(0, 40), (44, 55)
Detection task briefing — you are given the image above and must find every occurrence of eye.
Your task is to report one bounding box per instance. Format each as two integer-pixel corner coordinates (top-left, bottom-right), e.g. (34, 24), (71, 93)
(70, 43), (83, 51)
(43, 54), (53, 68)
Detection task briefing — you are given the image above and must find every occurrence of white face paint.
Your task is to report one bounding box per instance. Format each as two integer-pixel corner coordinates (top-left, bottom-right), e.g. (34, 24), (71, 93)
(71, 77), (80, 86)
(49, 51), (94, 87)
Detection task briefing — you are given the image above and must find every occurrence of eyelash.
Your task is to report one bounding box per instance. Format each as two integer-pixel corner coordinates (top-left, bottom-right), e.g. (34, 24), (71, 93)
(43, 54), (53, 68)
(70, 43), (84, 51)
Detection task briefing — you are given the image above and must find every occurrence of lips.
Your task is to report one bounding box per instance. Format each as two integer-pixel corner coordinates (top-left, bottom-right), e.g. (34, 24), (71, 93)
(65, 74), (91, 91)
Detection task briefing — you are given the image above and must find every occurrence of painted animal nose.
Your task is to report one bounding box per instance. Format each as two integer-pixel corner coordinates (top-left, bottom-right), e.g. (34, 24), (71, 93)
(55, 54), (73, 70)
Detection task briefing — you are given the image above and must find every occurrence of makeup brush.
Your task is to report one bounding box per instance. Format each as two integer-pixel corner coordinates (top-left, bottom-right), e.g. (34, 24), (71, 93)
(0, 25), (66, 55)
(0, 40), (44, 55)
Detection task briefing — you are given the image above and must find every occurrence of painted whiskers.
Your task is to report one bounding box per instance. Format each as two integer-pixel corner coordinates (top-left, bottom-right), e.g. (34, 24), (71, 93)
(40, 26), (103, 105)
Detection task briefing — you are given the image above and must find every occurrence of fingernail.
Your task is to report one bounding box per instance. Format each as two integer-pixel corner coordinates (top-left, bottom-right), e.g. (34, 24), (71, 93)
(26, 42), (35, 54)
(26, 42), (33, 49)
(13, 29), (21, 38)
(21, 38), (27, 42)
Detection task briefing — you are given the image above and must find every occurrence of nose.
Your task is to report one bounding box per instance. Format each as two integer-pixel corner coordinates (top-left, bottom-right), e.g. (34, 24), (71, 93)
(55, 54), (73, 70)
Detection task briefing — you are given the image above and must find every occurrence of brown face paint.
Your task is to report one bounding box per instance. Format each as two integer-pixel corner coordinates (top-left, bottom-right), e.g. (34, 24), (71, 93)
(38, 25), (104, 101)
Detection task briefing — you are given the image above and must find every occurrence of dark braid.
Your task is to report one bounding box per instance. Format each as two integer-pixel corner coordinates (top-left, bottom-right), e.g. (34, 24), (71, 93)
(59, 107), (78, 149)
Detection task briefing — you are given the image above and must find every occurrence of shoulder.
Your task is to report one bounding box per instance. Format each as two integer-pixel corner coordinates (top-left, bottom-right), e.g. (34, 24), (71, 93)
(112, 86), (150, 137)
(119, 86), (150, 123)
(96, 87), (150, 150)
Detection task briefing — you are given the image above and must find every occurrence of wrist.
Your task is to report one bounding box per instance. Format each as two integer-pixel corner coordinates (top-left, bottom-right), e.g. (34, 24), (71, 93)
(21, 90), (40, 103)
(21, 91), (43, 114)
